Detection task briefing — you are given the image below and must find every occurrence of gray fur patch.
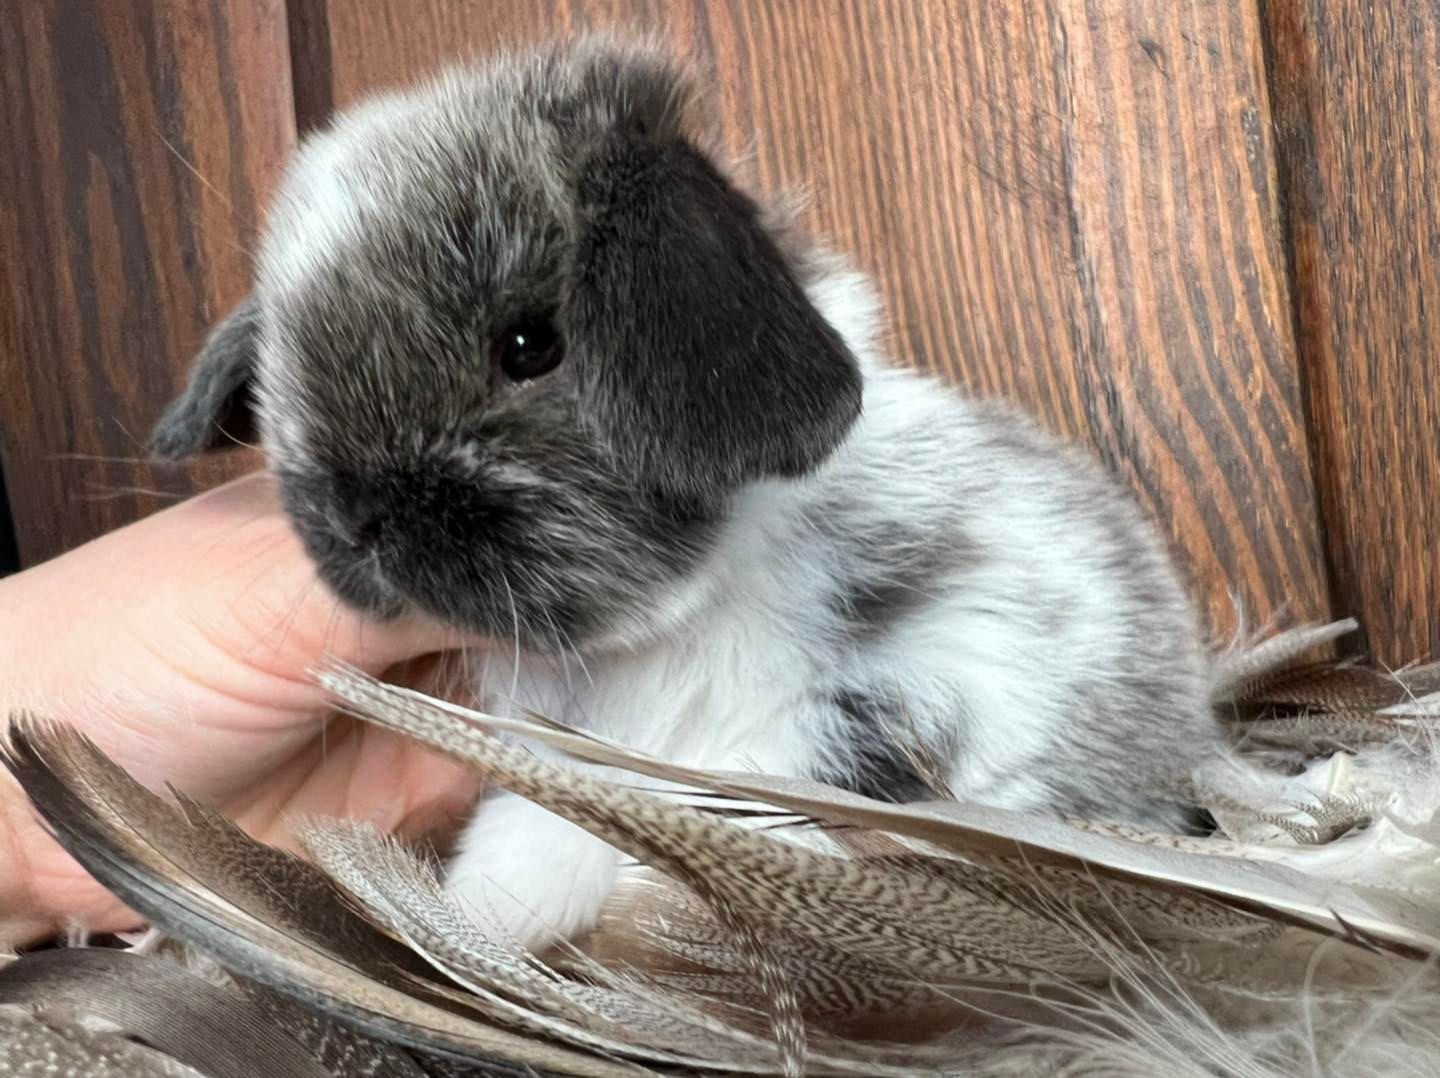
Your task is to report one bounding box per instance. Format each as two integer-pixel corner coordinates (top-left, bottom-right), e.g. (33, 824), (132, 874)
(812, 690), (948, 804)
(834, 520), (981, 639)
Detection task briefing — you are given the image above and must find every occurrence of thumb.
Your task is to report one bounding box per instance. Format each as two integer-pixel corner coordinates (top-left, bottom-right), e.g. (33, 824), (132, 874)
(162, 472), (470, 684)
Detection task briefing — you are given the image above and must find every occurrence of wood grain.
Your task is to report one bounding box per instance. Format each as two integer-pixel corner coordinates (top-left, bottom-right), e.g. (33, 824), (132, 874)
(1264, 0), (1440, 663)
(288, 0), (1332, 635)
(0, 1), (293, 565)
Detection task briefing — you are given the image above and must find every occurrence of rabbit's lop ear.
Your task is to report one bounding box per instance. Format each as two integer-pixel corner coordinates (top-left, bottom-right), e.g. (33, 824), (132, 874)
(571, 134), (863, 501)
(150, 296), (261, 459)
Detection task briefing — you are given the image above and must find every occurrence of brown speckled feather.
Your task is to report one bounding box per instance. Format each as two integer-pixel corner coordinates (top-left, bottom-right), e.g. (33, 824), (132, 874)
(2, 621), (1438, 1075)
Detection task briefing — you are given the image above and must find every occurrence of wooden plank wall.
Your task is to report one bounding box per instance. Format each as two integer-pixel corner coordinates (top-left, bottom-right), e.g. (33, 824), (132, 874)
(0, 1), (288, 560)
(1264, 0), (1440, 661)
(0, 2), (1433, 660)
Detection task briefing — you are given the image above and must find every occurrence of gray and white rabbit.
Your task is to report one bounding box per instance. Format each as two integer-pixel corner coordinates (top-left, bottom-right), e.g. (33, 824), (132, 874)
(152, 38), (1219, 948)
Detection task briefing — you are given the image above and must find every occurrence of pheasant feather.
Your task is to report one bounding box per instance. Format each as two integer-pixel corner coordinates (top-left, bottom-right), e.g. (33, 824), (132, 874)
(3, 620), (1438, 1076)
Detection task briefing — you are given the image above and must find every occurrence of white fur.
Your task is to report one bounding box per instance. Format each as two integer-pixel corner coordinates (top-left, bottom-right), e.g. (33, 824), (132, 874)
(447, 269), (1206, 947)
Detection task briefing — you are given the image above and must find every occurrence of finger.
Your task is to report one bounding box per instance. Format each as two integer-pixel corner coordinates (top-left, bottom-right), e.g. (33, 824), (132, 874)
(163, 474), (471, 675)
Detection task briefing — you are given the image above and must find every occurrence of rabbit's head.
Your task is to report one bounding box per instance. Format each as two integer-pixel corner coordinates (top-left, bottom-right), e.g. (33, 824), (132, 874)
(152, 39), (862, 648)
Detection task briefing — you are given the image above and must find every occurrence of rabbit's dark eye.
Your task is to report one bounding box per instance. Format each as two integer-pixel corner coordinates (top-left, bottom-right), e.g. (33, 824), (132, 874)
(493, 318), (564, 381)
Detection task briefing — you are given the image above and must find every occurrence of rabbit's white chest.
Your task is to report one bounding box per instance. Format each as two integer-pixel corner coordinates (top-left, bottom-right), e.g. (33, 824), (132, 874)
(475, 519), (842, 780)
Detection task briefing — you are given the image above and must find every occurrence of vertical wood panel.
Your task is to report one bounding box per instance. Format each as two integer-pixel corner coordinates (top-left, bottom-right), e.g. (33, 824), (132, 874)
(1264, 1), (1440, 663)
(289, 0), (1331, 636)
(0, 1), (294, 565)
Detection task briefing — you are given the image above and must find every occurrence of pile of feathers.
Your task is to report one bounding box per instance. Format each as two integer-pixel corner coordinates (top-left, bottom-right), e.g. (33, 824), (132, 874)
(2, 618), (1438, 1077)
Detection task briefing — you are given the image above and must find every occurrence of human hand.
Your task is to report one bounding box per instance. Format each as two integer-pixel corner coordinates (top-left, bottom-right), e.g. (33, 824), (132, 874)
(0, 471), (480, 947)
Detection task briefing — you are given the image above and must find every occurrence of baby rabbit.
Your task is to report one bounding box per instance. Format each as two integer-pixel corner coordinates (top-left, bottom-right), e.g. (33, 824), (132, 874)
(152, 38), (1219, 948)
